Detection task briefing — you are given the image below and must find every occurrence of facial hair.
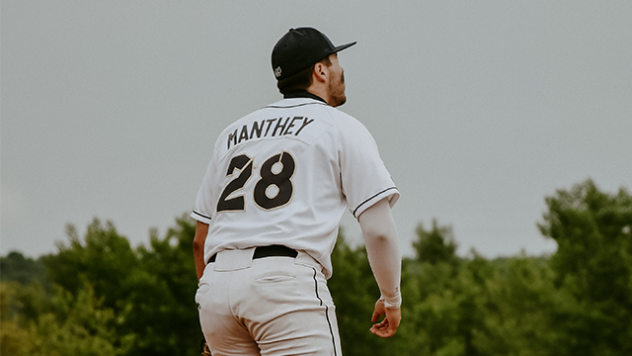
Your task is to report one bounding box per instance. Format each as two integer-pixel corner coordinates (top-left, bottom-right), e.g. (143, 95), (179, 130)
(328, 71), (347, 107)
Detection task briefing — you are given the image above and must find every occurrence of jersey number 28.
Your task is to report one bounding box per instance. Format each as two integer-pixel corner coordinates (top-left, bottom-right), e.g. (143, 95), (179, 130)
(217, 151), (296, 213)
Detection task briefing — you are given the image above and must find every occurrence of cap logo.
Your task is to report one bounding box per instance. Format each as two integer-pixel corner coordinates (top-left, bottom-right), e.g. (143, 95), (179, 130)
(274, 66), (282, 78)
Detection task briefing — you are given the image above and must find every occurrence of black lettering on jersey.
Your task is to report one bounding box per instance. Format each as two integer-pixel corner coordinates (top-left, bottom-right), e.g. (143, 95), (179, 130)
(227, 129), (238, 150)
(217, 154), (253, 212)
(227, 117), (314, 150)
(250, 120), (264, 139)
(294, 117), (314, 136)
(264, 118), (276, 137)
(238, 125), (249, 144)
(254, 152), (295, 210)
(283, 116), (303, 135)
(272, 117), (290, 136)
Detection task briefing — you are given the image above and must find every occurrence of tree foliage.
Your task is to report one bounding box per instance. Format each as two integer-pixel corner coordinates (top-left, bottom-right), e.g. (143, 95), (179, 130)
(538, 179), (632, 355)
(2, 179), (631, 356)
(2, 215), (202, 356)
(0, 251), (49, 288)
(329, 235), (390, 355)
(413, 220), (458, 266)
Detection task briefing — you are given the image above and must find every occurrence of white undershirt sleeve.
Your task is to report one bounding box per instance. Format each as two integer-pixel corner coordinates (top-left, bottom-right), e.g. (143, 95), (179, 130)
(358, 198), (402, 308)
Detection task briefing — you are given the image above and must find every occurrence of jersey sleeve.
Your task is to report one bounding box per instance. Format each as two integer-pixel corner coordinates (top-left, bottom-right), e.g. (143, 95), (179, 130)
(191, 151), (219, 225)
(337, 115), (399, 218)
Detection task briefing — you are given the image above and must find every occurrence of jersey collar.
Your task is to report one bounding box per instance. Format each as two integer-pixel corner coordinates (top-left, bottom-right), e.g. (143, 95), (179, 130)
(283, 91), (327, 104)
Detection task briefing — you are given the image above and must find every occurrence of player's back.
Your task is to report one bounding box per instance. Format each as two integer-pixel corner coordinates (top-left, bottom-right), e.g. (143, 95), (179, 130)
(199, 97), (351, 267)
(193, 95), (398, 277)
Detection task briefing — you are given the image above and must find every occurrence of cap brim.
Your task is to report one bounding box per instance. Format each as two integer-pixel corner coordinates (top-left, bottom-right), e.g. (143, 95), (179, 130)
(332, 41), (357, 53)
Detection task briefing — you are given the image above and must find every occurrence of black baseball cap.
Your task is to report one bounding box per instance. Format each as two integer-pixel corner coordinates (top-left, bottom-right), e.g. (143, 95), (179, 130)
(271, 27), (356, 81)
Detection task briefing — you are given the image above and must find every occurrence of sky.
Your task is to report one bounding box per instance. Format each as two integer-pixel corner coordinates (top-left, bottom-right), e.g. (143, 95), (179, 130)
(2, 1), (631, 259)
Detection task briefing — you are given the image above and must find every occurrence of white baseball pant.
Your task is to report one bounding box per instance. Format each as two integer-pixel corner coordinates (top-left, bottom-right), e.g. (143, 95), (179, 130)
(195, 247), (343, 356)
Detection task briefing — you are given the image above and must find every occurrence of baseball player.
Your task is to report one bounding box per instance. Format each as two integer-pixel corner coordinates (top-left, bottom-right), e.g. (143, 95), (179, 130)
(192, 27), (402, 356)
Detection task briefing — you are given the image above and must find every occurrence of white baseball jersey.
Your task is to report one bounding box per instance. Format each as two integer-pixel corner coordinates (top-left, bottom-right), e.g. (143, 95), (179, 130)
(191, 95), (399, 278)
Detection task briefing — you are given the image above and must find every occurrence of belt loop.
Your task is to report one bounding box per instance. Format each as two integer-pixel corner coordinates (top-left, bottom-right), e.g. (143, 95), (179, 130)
(294, 251), (323, 273)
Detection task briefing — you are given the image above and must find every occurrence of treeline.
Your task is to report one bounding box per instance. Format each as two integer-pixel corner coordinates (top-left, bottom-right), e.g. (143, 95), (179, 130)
(2, 180), (631, 356)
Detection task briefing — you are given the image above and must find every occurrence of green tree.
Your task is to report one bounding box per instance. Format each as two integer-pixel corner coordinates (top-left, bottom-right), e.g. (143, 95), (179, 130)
(40, 220), (140, 311)
(5, 179), (628, 356)
(394, 221), (477, 356)
(538, 179), (632, 355)
(1, 281), (120, 356)
(128, 216), (201, 355)
(413, 220), (459, 267)
(329, 234), (392, 355)
(0, 251), (49, 288)
(39, 215), (202, 356)
(472, 256), (562, 356)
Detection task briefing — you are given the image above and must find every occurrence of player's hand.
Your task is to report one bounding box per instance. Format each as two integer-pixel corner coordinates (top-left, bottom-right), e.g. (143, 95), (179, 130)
(370, 298), (401, 338)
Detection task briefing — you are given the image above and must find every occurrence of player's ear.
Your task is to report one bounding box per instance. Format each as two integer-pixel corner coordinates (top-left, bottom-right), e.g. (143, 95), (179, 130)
(313, 62), (327, 83)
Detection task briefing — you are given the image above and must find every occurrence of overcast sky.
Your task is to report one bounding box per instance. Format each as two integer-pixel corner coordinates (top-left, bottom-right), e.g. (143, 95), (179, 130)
(2, 1), (631, 259)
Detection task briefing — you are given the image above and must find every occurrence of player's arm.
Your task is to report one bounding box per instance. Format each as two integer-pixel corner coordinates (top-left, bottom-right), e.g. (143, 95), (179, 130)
(358, 197), (402, 338)
(193, 221), (209, 281)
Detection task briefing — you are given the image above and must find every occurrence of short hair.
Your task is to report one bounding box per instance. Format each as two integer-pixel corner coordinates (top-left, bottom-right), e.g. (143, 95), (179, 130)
(277, 56), (332, 95)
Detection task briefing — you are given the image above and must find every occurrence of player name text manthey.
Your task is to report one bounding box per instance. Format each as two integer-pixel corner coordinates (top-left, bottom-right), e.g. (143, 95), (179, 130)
(227, 116), (314, 150)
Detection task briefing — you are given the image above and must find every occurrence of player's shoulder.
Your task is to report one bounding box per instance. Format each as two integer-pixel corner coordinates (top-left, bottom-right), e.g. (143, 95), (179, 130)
(319, 104), (371, 135)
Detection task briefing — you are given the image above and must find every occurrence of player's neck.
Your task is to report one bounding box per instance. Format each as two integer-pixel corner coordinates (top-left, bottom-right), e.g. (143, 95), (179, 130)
(305, 83), (331, 106)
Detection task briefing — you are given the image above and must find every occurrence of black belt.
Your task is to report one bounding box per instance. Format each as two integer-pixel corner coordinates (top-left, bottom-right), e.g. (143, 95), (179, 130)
(207, 245), (298, 264)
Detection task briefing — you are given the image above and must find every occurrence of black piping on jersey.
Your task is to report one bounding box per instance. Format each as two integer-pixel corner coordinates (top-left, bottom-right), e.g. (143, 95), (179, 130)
(311, 267), (339, 356)
(352, 187), (398, 218)
(192, 210), (212, 221)
(265, 91), (328, 109)
(265, 102), (328, 109)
